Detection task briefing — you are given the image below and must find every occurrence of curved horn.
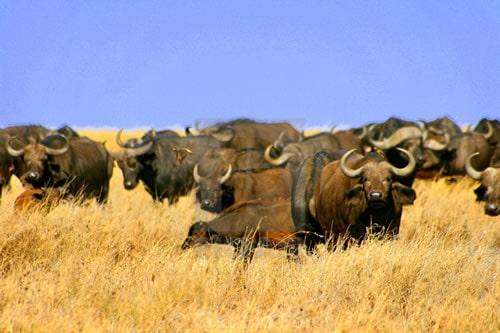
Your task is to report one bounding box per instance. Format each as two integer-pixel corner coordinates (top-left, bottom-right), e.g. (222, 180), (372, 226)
(465, 152), (482, 180)
(273, 130), (287, 150)
(126, 140), (154, 157)
(366, 124), (386, 149)
(330, 126), (337, 134)
(369, 126), (423, 150)
(44, 134), (69, 155)
(424, 132), (450, 151)
(211, 126), (234, 142)
(480, 121), (494, 140)
(116, 128), (128, 148)
(218, 164), (232, 184)
(340, 148), (364, 178)
(193, 163), (202, 183)
(357, 125), (367, 140)
(428, 126), (447, 136)
(6, 137), (25, 157)
(390, 148), (416, 177)
(417, 120), (429, 142)
(264, 144), (292, 166)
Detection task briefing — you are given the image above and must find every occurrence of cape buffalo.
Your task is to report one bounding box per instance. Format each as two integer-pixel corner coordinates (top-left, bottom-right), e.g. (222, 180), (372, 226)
(367, 117), (425, 185)
(181, 199), (300, 266)
(7, 134), (114, 203)
(113, 134), (220, 203)
(192, 147), (273, 212)
(194, 165), (293, 213)
(465, 152), (500, 216)
(309, 148), (417, 250)
(443, 129), (493, 175)
(188, 119), (301, 150)
(264, 131), (341, 176)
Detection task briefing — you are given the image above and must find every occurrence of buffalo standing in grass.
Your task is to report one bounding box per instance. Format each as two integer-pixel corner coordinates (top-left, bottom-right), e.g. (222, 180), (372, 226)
(113, 133), (220, 203)
(7, 134), (114, 203)
(307, 148), (416, 250)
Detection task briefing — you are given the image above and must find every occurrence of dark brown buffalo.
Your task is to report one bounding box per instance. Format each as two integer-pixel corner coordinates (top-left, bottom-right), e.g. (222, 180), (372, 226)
(181, 199), (301, 265)
(194, 164), (292, 213)
(115, 128), (179, 149)
(189, 119), (301, 150)
(264, 131), (341, 176)
(417, 117), (457, 178)
(1, 125), (50, 199)
(7, 134), (114, 203)
(465, 153), (500, 216)
(473, 118), (500, 167)
(0, 125), (80, 202)
(309, 148), (417, 250)
(112, 134), (220, 203)
(367, 117), (425, 185)
(193, 147), (272, 212)
(14, 187), (69, 214)
(442, 130), (493, 175)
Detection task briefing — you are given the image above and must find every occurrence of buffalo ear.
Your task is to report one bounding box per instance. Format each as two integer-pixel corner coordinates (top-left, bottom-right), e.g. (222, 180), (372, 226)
(47, 162), (61, 176)
(474, 185), (487, 202)
(443, 148), (457, 161)
(345, 184), (364, 207)
(392, 182), (416, 205)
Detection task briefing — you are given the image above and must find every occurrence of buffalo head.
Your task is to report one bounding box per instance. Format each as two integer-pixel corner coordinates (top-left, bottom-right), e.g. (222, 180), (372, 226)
(340, 148), (417, 209)
(181, 222), (218, 249)
(193, 163), (232, 212)
(368, 124), (426, 168)
(7, 134), (69, 186)
(112, 141), (154, 190)
(466, 153), (500, 216)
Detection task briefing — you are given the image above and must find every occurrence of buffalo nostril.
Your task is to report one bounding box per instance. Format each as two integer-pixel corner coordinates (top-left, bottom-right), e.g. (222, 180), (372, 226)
(26, 172), (38, 181)
(485, 204), (500, 216)
(369, 191), (383, 199)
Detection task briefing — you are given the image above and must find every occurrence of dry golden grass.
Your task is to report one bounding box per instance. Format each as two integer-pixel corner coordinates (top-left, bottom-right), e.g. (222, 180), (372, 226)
(0, 130), (498, 332)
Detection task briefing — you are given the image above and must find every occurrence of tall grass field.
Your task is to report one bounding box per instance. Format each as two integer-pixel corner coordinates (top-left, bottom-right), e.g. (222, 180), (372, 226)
(0, 129), (498, 332)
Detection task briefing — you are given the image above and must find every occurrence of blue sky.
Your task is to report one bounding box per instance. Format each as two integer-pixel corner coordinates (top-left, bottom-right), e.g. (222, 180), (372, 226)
(1, 1), (499, 130)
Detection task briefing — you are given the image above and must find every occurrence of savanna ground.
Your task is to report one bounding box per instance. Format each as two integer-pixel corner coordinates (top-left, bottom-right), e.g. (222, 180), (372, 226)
(0, 129), (498, 332)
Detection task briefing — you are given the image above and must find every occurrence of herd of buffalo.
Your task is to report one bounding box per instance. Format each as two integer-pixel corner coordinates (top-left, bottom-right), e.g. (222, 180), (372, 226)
(1, 116), (499, 264)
